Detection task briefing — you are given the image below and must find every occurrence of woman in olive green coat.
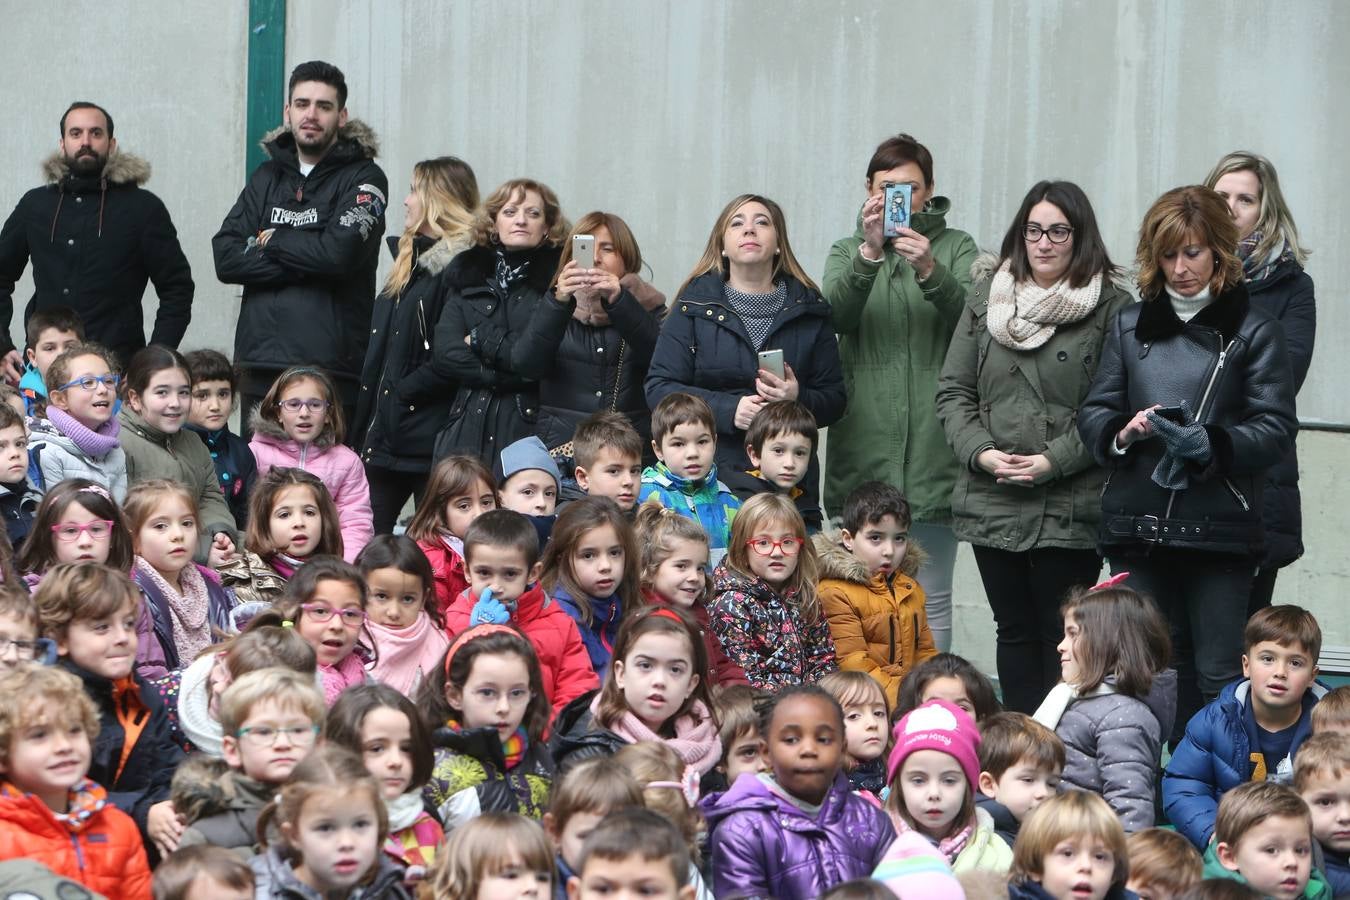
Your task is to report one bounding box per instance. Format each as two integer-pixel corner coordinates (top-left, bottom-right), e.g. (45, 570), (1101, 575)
(935, 180), (1131, 713)
(822, 134), (978, 651)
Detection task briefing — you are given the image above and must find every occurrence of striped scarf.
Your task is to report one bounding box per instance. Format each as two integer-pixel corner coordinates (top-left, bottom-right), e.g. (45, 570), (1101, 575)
(1, 777), (107, 832)
(445, 720), (530, 770)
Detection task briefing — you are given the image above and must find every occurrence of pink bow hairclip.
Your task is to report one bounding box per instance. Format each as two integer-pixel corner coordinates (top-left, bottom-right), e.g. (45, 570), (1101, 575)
(1090, 572), (1130, 591)
(647, 768), (700, 807)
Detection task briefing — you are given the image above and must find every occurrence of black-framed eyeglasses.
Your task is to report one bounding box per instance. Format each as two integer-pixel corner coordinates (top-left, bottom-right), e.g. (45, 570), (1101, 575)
(1023, 224), (1074, 244)
(0, 637), (56, 662)
(56, 373), (120, 392)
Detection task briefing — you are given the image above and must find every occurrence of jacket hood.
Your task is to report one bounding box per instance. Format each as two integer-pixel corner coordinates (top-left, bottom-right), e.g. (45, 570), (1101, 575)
(261, 118), (381, 161)
(443, 241), (564, 293)
(812, 529), (925, 584)
(171, 756), (272, 822)
(852, 195), (954, 240)
(42, 149), (151, 186)
(26, 417), (81, 454)
(1142, 667), (1179, 743)
(703, 770), (854, 830)
(248, 408), (338, 450)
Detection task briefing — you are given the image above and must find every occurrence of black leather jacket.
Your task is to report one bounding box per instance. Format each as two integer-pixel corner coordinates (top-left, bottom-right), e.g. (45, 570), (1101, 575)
(1078, 283), (1296, 557)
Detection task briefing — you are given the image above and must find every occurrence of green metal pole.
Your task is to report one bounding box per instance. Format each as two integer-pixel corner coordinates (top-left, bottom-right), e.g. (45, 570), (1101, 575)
(245, 0), (286, 179)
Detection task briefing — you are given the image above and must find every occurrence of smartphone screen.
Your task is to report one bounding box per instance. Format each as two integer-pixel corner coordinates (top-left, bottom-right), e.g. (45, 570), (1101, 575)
(573, 234), (595, 270)
(883, 183), (913, 238)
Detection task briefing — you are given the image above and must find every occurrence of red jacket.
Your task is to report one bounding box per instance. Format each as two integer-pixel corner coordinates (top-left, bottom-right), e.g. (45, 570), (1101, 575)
(642, 589), (749, 687)
(444, 583), (599, 716)
(0, 782), (152, 899)
(419, 536), (468, 618)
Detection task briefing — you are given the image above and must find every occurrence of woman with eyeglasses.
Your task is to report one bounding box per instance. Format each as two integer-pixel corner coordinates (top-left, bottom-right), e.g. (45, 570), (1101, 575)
(1203, 152), (1315, 616)
(935, 181), (1131, 713)
(1078, 186), (1297, 734)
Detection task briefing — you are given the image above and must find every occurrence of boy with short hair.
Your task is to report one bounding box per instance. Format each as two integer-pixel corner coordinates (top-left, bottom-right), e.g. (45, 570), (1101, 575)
(571, 410), (644, 513)
(1126, 827), (1204, 900)
(639, 392), (741, 565)
(1311, 686), (1350, 736)
(1205, 780), (1331, 900)
(18, 306), (83, 416)
(442, 509), (598, 716)
(744, 400), (821, 531)
(0, 587), (53, 671)
(185, 348), (257, 529)
(1165, 604), (1329, 850)
(0, 664), (152, 898)
(0, 402), (39, 546)
(35, 563), (184, 858)
(497, 435), (562, 548)
(975, 711), (1065, 846)
(567, 806), (696, 900)
(172, 667), (325, 856)
(545, 757), (645, 900)
(154, 843), (256, 900)
(710, 684), (770, 792)
(1294, 733), (1350, 896)
(817, 480), (936, 706)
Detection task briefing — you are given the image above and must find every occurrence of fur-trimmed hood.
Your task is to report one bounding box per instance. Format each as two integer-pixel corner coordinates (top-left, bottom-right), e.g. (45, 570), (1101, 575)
(384, 232), (474, 277)
(261, 118), (381, 163)
(170, 756), (274, 823)
(248, 407), (338, 450)
(443, 240), (564, 293)
(42, 149), (151, 186)
(812, 529), (925, 585)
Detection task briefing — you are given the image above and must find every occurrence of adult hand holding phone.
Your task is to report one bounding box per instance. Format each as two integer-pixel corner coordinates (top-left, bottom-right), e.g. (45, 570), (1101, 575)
(756, 363), (799, 403)
(556, 259), (591, 302)
(891, 225), (935, 281)
(860, 194), (886, 261)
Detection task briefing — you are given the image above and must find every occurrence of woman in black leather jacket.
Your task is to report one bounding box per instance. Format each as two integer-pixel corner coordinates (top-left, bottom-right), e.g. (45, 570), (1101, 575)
(1078, 185), (1296, 735)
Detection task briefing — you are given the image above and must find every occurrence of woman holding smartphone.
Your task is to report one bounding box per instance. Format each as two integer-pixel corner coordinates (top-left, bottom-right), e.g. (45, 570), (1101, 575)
(431, 178), (567, 464)
(935, 181), (1131, 713)
(821, 133), (978, 651)
(1203, 152), (1315, 614)
(1078, 185), (1297, 734)
(645, 193), (846, 505)
(514, 212), (665, 464)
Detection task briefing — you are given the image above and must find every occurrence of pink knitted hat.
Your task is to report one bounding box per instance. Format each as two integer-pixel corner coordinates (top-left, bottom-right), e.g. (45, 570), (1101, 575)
(886, 698), (982, 789)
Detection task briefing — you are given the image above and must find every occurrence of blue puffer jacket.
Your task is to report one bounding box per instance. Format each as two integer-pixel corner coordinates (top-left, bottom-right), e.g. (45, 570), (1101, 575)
(1163, 677), (1328, 848)
(550, 585), (621, 674)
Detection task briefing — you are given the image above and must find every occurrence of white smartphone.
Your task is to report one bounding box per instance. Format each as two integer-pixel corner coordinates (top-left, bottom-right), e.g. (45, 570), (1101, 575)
(757, 348), (786, 379)
(572, 234), (595, 270)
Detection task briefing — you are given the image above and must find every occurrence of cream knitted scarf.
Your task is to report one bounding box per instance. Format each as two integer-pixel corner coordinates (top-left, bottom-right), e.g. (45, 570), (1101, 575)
(986, 260), (1103, 351)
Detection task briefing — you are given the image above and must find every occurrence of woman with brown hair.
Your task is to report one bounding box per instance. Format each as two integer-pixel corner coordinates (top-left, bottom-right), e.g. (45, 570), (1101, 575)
(1078, 185), (1297, 731)
(353, 156), (478, 534)
(514, 212), (665, 463)
(645, 194), (845, 505)
(432, 178), (568, 464)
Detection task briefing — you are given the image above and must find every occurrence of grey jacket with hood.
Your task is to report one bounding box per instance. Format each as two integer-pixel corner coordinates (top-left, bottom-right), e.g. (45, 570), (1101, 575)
(27, 415), (128, 501)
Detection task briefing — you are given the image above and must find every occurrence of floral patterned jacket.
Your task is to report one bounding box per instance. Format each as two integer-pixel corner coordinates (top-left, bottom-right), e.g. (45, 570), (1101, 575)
(422, 724), (554, 829)
(708, 565), (837, 691)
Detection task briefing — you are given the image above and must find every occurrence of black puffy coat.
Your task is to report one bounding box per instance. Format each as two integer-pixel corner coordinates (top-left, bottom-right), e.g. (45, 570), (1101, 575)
(1077, 284), (1297, 557)
(514, 283), (662, 452)
(645, 272), (847, 502)
(1247, 259), (1315, 569)
(353, 233), (469, 472)
(213, 121), (387, 397)
(0, 151), (194, 363)
(548, 690), (627, 773)
(431, 242), (563, 463)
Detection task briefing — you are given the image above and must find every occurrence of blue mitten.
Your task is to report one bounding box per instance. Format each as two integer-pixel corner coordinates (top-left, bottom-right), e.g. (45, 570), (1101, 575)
(469, 588), (510, 626)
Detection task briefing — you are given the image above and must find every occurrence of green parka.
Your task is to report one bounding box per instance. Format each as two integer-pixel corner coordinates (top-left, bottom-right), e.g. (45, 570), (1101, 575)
(934, 258), (1134, 551)
(821, 197), (978, 522)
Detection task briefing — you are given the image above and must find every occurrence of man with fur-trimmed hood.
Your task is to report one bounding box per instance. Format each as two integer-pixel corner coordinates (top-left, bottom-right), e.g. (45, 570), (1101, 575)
(0, 101), (195, 376)
(214, 60), (387, 432)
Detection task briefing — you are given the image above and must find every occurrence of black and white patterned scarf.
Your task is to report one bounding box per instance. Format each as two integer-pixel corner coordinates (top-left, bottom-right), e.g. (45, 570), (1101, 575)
(723, 281), (787, 350)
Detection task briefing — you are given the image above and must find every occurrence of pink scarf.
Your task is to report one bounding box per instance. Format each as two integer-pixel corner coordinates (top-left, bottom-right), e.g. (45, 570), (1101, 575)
(594, 694), (722, 775)
(889, 810), (974, 864)
(134, 555), (212, 663)
(318, 651), (368, 706)
(367, 612), (450, 698)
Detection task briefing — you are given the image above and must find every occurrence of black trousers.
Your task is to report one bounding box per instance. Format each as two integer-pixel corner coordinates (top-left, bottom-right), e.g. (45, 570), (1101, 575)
(367, 466), (428, 535)
(1247, 566), (1280, 618)
(971, 545), (1104, 714)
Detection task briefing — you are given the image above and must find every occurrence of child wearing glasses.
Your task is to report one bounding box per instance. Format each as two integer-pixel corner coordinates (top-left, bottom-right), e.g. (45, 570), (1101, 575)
(118, 346), (240, 564)
(16, 479), (134, 588)
(0, 586), (53, 670)
(265, 556), (373, 706)
(709, 493), (836, 691)
(250, 365), (372, 561)
(26, 342), (128, 500)
(172, 667), (325, 857)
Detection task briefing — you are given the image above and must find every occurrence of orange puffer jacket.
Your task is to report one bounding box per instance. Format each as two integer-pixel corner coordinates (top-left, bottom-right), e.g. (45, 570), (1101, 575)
(0, 784), (152, 899)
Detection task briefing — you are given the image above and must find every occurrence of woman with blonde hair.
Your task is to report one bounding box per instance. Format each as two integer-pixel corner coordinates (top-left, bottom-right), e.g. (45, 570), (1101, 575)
(1078, 185), (1297, 734)
(432, 178), (569, 463)
(353, 156), (479, 534)
(1204, 151), (1315, 614)
(646, 194), (845, 505)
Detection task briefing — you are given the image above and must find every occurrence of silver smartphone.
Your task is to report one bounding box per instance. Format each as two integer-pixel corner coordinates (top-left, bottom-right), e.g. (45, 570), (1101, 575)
(757, 348), (786, 379)
(572, 234), (595, 270)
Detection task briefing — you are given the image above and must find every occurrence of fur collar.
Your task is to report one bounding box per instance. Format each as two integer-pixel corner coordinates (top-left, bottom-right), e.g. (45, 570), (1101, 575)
(812, 529), (925, 585)
(418, 233), (472, 275)
(443, 241), (563, 292)
(261, 118), (381, 162)
(247, 408), (337, 450)
(1135, 281), (1250, 343)
(42, 150), (151, 186)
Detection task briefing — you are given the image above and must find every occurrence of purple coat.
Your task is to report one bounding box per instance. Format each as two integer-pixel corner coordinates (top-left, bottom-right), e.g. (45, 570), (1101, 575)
(704, 771), (895, 900)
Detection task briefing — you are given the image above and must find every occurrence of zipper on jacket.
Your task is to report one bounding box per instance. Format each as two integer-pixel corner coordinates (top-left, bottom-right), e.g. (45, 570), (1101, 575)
(888, 617), (896, 665)
(70, 831), (87, 873)
(1224, 477), (1250, 511)
(1163, 334), (1236, 524)
(299, 443), (308, 469)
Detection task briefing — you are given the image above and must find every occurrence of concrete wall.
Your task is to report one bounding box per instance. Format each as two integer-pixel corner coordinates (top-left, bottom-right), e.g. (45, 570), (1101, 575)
(2, 2), (1347, 666)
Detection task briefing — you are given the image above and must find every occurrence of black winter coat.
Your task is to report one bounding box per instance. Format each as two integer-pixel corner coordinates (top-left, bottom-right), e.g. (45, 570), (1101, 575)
(213, 121), (387, 395)
(0, 151), (194, 362)
(514, 286), (661, 452)
(645, 272), (847, 502)
(353, 233), (468, 472)
(1078, 284), (1297, 557)
(431, 242), (563, 463)
(1247, 259), (1315, 569)
(548, 690), (628, 773)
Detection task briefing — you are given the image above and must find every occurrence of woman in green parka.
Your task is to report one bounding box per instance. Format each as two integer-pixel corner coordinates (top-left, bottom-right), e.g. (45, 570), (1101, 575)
(934, 180), (1131, 713)
(821, 134), (978, 651)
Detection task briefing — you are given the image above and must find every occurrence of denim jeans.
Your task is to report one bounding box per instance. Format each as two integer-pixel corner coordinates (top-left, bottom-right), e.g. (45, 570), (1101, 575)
(911, 522), (958, 653)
